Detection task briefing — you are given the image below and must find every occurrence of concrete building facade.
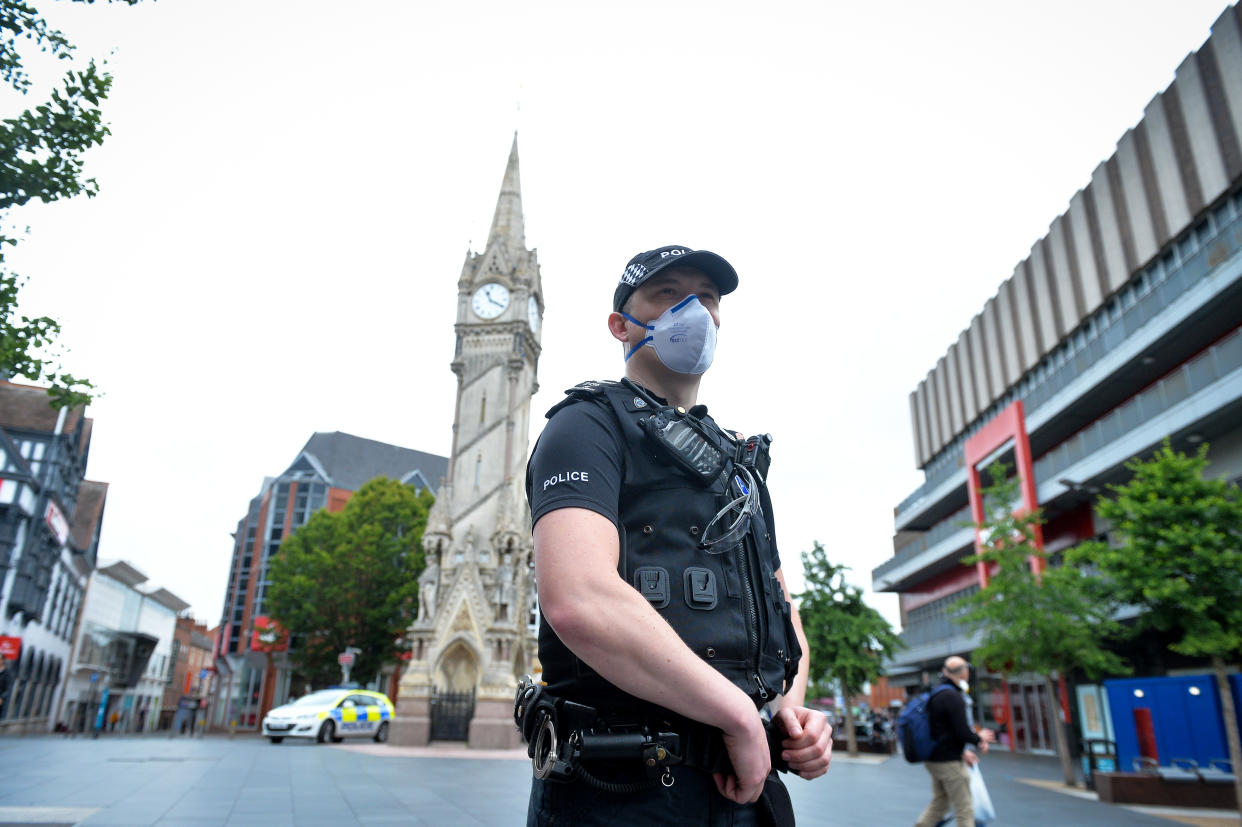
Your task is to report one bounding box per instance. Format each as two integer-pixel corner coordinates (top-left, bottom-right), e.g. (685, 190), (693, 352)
(874, 4), (1242, 754)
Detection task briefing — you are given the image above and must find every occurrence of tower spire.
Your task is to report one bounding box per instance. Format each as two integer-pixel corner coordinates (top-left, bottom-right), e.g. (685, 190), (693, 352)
(486, 133), (525, 250)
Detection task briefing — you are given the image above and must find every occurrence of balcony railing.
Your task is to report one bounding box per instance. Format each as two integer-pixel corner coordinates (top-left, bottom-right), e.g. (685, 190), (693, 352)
(1031, 326), (1242, 488)
(873, 505), (971, 582)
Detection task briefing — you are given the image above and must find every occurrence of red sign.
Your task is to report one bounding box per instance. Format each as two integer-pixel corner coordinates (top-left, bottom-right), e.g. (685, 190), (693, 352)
(249, 616), (289, 652)
(45, 501), (69, 547)
(338, 652), (355, 666)
(0, 636), (20, 661)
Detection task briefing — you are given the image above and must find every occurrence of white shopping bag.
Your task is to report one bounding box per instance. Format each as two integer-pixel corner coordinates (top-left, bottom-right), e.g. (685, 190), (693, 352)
(969, 763), (997, 823)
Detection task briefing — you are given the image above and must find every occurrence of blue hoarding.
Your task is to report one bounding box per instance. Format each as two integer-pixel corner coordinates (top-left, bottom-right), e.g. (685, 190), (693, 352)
(1104, 674), (1238, 771)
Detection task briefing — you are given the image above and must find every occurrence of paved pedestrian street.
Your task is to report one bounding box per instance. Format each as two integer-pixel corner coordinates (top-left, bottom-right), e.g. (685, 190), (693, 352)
(0, 735), (1234, 826)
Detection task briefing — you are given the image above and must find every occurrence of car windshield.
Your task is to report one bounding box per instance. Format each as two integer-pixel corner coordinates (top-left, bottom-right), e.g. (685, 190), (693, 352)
(290, 691), (341, 706)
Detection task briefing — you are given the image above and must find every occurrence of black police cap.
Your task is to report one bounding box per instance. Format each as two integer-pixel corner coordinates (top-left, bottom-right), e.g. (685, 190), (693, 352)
(612, 245), (739, 312)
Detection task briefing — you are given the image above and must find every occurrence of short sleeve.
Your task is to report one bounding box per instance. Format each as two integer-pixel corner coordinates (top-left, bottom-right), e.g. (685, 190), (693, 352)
(526, 400), (625, 530)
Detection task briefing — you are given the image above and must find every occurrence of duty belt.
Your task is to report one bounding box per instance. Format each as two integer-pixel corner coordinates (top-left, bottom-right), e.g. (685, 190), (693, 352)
(514, 675), (789, 792)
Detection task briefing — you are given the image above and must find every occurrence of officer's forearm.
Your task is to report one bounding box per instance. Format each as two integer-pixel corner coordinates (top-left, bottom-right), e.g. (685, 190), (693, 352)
(542, 573), (760, 736)
(534, 510), (759, 736)
(783, 603), (811, 710)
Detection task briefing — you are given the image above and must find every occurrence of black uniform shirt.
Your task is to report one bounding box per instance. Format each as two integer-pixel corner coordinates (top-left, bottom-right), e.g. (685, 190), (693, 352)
(927, 677), (982, 762)
(527, 398), (626, 530)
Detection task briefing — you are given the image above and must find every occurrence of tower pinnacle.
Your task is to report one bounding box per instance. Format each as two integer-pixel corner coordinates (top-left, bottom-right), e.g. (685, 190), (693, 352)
(486, 133), (525, 251)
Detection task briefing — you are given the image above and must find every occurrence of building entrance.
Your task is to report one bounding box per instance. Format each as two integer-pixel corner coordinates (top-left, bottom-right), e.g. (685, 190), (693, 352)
(976, 674), (1057, 754)
(1004, 680), (1057, 754)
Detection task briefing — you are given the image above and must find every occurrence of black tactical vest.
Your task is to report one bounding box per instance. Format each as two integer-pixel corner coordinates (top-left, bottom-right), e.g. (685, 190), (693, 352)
(534, 380), (802, 717)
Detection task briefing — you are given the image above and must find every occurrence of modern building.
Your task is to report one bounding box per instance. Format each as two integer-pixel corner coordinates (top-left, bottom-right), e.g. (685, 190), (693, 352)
(159, 616), (217, 732)
(873, 4), (1242, 755)
(0, 381), (107, 734)
(212, 431), (447, 730)
(60, 560), (190, 733)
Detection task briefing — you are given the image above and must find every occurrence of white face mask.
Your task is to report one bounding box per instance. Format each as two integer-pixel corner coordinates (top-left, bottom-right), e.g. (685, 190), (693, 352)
(621, 295), (718, 375)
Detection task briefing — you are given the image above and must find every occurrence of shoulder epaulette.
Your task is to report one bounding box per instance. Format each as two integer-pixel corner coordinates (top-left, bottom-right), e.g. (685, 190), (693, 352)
(546, 379), (620, 418)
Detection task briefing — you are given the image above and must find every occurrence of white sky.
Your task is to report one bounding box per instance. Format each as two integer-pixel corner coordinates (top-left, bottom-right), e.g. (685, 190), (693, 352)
(6, 0), (1235, 628)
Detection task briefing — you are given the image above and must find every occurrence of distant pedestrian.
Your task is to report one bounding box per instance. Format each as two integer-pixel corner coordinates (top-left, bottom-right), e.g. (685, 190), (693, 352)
(0, 657), (10, 715)
(914, 657), (995, 827)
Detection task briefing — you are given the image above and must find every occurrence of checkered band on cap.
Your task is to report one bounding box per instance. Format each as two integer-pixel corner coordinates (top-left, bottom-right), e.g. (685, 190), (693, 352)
(620, 262), (647, 286)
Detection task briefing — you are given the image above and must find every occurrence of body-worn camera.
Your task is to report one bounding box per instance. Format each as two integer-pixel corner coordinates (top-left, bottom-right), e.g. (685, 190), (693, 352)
(735, 433), (772, 481)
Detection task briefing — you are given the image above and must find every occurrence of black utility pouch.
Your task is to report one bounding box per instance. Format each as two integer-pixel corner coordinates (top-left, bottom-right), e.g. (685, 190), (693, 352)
(758, 774), (796, 827)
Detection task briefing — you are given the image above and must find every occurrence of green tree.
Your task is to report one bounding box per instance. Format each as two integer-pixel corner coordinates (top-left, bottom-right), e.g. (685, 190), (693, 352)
(266, 477), (433, 689)
(1, 0), (139, 407)
(796, 541), (903, 756)
(955, 463), (1129, 786)
(1069, 441), (1242, 812)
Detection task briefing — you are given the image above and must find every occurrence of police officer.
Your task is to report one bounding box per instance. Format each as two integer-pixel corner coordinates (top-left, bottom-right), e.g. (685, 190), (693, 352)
(524, 245), (833, 825)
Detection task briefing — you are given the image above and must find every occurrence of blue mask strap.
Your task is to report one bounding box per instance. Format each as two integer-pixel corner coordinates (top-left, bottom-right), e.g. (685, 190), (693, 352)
(620, 311), (655, 361)
(619, 311), (653, 330)
(625, 337), (653, 361)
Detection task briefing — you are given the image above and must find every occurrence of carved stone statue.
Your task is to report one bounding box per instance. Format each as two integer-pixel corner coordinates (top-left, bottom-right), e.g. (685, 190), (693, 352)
(495, 550), (516, 622)
(418, 559), (440, 621)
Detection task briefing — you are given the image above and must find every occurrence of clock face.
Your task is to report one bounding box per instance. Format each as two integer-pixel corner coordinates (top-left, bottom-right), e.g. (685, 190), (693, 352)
(471, 282), (510, 319)
(527, 295), (540, 332)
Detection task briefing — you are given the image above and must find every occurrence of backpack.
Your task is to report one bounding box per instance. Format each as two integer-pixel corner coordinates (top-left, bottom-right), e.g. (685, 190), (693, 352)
(897, 684), (955, 763)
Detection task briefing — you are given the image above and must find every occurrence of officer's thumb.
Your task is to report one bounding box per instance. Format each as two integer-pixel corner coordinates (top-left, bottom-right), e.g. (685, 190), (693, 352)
(778, 708), (801, 737)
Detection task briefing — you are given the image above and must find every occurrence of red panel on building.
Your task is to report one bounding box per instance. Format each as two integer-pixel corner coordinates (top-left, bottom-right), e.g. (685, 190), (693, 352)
(900, 565), (982, 613)
(963, 400), (1045, 585)
(0, 636), (20, 661)
(1042, 503), (1095, 554)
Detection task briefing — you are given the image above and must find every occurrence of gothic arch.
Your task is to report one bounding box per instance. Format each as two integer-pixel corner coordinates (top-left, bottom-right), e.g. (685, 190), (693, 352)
(434, 638), (480, 693)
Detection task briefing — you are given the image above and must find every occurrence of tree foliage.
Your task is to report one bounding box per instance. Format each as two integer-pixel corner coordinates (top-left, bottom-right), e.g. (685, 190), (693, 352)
(955, 462), (1128, 784)
(796, 541), (902, 699)
(954, 463), (1129, 681)
(266, 478), (433, 688)
(1, 0), (139, 407)
(1068, 441), (1242, 658)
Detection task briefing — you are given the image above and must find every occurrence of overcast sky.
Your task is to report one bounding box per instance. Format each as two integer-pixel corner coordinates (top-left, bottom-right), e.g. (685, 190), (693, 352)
(6, 0), (1235, 627)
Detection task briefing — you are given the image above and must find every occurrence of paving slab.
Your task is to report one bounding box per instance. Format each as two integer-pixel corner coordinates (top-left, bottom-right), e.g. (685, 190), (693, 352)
(0, 733), (1232, 825)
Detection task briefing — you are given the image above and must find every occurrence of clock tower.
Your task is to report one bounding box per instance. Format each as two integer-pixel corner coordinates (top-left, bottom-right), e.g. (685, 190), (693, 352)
(391, 135), (543, 748)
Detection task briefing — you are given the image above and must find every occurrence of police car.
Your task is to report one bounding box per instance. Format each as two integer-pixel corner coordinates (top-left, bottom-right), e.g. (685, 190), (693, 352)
(261, 689), (394, 744)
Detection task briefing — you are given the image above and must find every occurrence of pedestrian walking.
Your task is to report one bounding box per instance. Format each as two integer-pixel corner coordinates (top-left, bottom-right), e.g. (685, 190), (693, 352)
(521, 245), (833, 825)
(914, 657), (995, 827)
(0, 656), (10, 717)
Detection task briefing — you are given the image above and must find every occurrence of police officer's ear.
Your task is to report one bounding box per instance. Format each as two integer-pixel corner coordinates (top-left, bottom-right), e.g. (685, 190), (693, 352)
(608, 311), (632, 343)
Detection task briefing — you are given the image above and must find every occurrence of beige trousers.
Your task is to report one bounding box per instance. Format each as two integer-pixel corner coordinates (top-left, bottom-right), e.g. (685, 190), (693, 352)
(914, 759), (973, 827)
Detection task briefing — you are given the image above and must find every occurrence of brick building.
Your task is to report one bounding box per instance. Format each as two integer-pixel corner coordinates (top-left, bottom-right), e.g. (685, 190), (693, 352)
(159, 616), (216, 731)
(212, 431), (446, 730)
